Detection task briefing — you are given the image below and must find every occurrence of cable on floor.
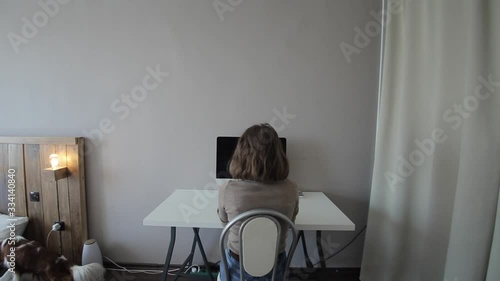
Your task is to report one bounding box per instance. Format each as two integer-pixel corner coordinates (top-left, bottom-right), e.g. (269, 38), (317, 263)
(313, 225), (367, 266)
(104, 256), (183, 276)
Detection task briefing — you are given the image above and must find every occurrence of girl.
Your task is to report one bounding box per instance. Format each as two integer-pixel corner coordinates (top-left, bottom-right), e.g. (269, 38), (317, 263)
(218, 123), (299, 281)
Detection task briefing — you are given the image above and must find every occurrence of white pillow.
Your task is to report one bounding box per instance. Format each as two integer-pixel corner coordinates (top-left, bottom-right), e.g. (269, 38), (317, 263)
(0, 213), (29, 240)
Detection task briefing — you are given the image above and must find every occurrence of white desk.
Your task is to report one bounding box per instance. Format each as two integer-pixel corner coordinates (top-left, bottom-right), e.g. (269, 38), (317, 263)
(143, 190), (355, 281)
(144, 190), (354, 231)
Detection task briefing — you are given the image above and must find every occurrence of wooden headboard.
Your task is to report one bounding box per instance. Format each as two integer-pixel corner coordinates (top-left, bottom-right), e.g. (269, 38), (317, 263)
(0, 137), (87, 264)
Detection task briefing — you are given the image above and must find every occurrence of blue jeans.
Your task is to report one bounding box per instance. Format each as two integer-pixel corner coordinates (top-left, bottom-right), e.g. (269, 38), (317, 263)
(220, 249), (287, 281)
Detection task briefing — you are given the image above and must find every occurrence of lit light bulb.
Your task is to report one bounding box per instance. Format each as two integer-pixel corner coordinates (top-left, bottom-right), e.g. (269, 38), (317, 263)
(49, 154), (59, 169)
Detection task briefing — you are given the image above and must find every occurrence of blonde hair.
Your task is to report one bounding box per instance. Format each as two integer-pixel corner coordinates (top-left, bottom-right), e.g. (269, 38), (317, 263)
(229, 123), (289, 182)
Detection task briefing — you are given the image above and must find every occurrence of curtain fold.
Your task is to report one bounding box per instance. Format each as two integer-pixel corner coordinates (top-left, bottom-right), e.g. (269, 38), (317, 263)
(360, 0), (500, 280)
(485, 1), (500, 280)
(486, 190), (500, 281)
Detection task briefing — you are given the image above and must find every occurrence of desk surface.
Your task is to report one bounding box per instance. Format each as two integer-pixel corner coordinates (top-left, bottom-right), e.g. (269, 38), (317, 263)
(143, 190), (355, 231)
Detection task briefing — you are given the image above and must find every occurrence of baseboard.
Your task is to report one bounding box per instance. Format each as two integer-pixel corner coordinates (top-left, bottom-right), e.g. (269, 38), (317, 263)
(104, 261), (176, 270)
(103, 261), (360, 277)
(289, 267), (360, 281)
(103, 261), (219, 271)
(104, 261), (359, 270)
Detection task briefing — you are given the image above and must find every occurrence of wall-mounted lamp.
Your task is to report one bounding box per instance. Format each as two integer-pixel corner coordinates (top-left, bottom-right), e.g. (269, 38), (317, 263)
(49, 154), (59, 169)
(44, 154), (68, 181)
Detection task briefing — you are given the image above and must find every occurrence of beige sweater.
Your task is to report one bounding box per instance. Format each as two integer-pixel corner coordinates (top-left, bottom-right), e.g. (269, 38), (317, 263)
(217, 179), (299, 255)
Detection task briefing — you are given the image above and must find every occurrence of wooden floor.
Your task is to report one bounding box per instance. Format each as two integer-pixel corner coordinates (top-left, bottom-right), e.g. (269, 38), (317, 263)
(105, 268), (361, 281)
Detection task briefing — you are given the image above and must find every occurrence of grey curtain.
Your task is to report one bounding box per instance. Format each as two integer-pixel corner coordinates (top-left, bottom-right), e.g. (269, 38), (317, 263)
(361, 0), (500, 280)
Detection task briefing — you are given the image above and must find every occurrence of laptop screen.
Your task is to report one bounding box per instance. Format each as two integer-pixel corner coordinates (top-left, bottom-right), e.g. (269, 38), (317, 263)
(216, 136), (287, 179)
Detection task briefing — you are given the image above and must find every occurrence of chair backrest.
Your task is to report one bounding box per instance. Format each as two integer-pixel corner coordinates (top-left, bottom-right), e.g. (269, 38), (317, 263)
(219, 209), (298, 281)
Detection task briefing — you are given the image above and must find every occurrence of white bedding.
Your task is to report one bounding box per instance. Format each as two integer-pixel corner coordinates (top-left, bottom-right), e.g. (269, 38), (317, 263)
(0, 214), (29, 240)
(0, 271), (36, 281)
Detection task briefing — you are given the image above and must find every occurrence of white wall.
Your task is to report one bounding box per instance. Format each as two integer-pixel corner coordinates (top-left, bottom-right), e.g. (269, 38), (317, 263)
(0, 0), (380, 267)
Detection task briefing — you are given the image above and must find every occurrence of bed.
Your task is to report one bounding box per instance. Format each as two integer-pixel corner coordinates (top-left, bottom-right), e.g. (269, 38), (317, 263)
(0, 137), (88, 264)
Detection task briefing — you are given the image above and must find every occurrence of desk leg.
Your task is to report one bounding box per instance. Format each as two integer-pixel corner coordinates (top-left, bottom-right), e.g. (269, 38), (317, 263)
(173, 238), (197, 281)
(316, 231), (326, 269)
(161, 227), (177, 281)
(193, 228), (215, 281)
(298, 231), (313, 268)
